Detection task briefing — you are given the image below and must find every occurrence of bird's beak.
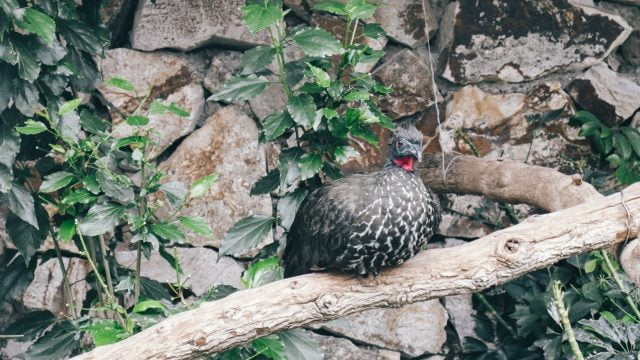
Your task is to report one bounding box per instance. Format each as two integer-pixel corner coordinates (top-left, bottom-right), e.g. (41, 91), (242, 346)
(413, 143), (423, 163)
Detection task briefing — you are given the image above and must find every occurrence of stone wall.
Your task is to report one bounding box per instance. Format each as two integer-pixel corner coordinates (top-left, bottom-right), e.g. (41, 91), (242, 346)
(3, 0), (640, 358)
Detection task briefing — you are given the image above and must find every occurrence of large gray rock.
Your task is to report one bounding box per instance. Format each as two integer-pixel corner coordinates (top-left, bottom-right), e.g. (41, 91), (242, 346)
(438, 0), (632, 84)
(202, 50), (242, 94)
(21, 258), (89, 316)
(309, 333), (401, 360)
(315, 300), (448, 357)
(622, 31), (640, 66)
(116, 247), (244, 295)
(130, 0), (270, 51)
(98, 49), (204, 159)
(568, 63), (640, 126)
(158, 106), (273, 258)
(373, 49), (442, 119)
(366, 0), (438, 48)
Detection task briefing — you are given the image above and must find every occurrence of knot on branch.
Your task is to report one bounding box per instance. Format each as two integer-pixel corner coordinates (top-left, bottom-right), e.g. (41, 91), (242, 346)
(495, 234), (531, 267)
(315, 293), (340, 316)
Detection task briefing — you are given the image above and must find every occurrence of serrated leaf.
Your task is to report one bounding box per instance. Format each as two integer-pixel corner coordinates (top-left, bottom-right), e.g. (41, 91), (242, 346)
(24, 321), (79, 360)
(16, 119), (48, 135)
(57, 100), (80, 118)
(6, 203), (49, 265)
(78, 203), (124, 236)
(4, 311), (56, 343)
(298, 153), (323, 180)
(220, 216), (275, 257)
(284, 60), (305, 87)
(150, 223), (185, 242)
(179, 216), (213, 237)
(343, 90), (370, 101)
(13, 78), (40, 116)
(251, 335), (285, 360)
(208, 75), (269, 103)
(251, 169), (280, 195)
(96, 170), (134, 204)
(105, 76), (135, 92)
(373, 83), (392, 94)
(287, 94), (317, 127)
(279, 147), (303, 187)
(334, 145), (359, 164)
(306, 63), (330, 88)
(12, 35), (41, 81)
(362, 23), (386, 38)
(190, 173), (219, 198)
(39, 171), (75, 193)
(126, 115), (149, 126)
(345, 0), (377, 19)
(278, 188), (308, 231)
(7, 183), (38, 229)
(61, 188), (96, 206)
(58, 219), (76, 242)
(160, 181), (188, 208)
(241, 46), (276, 75)
(58, 19), (109, 55)
(312, 1), (347, 15)
(291, 27), (343, 57)
(79, 109), (108, 134)
(263, 110), (294, 141)
(241, 3), (283, 33)
(16, 8), (56, 44)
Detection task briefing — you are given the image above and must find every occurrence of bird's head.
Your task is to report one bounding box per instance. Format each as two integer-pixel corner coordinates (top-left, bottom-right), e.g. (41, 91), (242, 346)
(388, 125), (423, 172)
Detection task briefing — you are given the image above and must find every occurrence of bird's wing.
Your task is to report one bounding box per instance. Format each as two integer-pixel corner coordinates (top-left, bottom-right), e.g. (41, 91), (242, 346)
(283, 174), (378, 277)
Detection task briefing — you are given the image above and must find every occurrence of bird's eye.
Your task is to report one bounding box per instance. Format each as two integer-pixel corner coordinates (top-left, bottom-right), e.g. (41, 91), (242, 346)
(397, 140), (405, 148)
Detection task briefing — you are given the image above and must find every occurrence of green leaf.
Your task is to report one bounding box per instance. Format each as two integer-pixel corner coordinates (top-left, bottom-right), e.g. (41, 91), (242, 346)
(242, 256), (283, 289)
(39, 171), (75, 193)
(278, 188), (308, 230)
(150, 223), (185, 243)
(241, 46), (275, 75)
(312, 1), (348, 15)
(584, 259), (597, 273)
(84, 320), (126, 346)
(78, 203), (125, 236)
(132, 299), (166, 314)
(16, 8), (56, 43)
(6, 203), (50, 265)
(160, 181), (188, 208)
(279, 147), (304, 187)
(306, 63), (330, 88)
(65, 47), (101, 91)
(220, 216), (276, 257)
(362, 23), (386, 39)
(280, 329), (323, 360)
(105, 76), (135, 92)
(24, 321), (79, 360)
(113, 135), (147, 149)
(298, 153), (323, 180)
(0, 63), (16, 113)
(284, 60), (305, 87)
(613, 132), (632, 160)
(241, 3), (283, 33)
(126, 115), (149, 126)
(287, 94), (317, 127)
(373, 83), (393, 94)
(252, 335), (285, 360)
(208, 75), (270, 103)
(251, 169), (280, 195)
(16, 119), (48, 135)
(621, 127), (640, 158)
(179, 216), (213, 237)
(190, 173), (219, 198)
(291, 27), (343, 57)
(166, 103), (189, 117)
(334, 145), (359, 165)
(83, 174), (101, 194)
(13, 78), (40, 116)
(61, 188), (96, 205)
(58, 19), (109, 54)
(58, 98), (81, 116)
(571, 110), (600, 126)
(0, 126), (21, 172)
(4, 310), (56, 342)
(343, 90), (370, 101)
(79, 109), (108, 134)
(263, 110), (294, 141)
(58, 219), (76, 242)
(345, 0), (377, 19)
(7, 183), (38, 229)
(96, 170), (134, 204)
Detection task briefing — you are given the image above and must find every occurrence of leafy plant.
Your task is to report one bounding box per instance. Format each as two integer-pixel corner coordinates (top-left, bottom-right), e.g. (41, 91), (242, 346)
(570, 110), (640, 184)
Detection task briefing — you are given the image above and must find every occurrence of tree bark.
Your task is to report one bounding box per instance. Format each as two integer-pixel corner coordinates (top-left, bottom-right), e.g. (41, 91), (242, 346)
(73, 183), (640, 360)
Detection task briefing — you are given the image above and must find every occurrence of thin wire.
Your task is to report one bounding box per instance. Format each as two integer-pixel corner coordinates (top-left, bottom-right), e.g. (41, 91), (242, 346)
(423, 12), (446, 183)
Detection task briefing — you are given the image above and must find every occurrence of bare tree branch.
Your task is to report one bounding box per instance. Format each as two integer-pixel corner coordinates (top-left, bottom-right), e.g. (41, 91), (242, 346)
(73, 183), (640, 360)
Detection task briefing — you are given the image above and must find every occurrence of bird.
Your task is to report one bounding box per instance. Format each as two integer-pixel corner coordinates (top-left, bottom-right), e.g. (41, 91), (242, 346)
(283, 124), (441, 278)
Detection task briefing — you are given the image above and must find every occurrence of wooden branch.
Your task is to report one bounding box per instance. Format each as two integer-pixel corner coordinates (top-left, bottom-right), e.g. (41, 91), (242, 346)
(418, 154), (604, 212)
(73, 183), (640, 360)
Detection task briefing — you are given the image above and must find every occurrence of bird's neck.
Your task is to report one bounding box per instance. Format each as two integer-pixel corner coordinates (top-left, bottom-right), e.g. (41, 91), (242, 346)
(387, 156), (416, 172)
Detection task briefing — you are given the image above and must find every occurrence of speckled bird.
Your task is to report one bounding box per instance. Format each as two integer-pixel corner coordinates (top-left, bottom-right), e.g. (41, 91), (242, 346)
(283, 125), (441, 277)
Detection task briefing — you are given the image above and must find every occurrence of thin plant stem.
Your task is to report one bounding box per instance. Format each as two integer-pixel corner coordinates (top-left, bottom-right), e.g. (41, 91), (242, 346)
(600, 250), (640, 321)
(551, 280), (584, 360)
(348, 18), (359, 46)
(474, 293), (518, 338)
(135, 242), (142, 302)
(50, 231), (78, 318)
(98, 234), (116, 300)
